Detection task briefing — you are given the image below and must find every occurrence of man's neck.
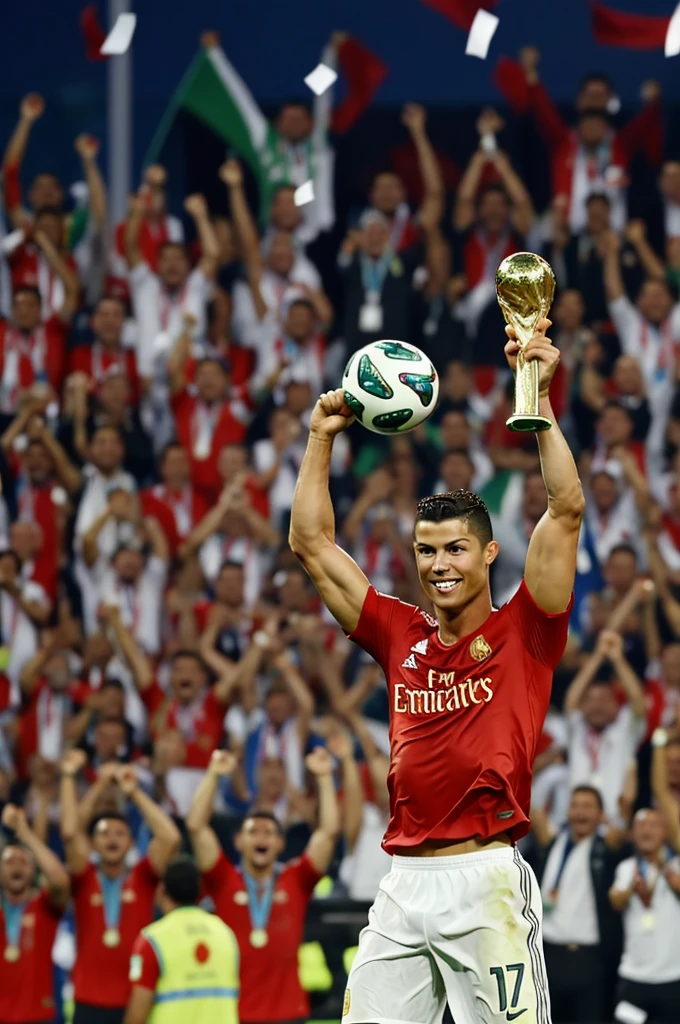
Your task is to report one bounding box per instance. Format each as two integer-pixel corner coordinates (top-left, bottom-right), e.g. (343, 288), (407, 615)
(1, 887), (31, 906)
(99, 861), (126, 880)
(243, 862), (275, 882)
(96, 336), (122, 352)
(436, 592), (493, 647)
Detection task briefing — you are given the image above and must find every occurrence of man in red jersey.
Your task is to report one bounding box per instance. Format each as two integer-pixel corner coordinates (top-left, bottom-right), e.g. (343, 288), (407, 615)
(0, 803), (70, 1024)
(289, 317), (585, 1024)
(59, 749), (181, 1024)
(187, 746), (340, 1024)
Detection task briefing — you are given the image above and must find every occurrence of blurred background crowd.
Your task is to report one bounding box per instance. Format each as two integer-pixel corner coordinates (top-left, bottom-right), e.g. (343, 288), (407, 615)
(3, 4), (680, 1023)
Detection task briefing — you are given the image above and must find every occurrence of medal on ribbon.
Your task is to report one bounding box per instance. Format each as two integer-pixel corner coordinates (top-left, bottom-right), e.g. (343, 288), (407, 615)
(98, 870), (125, 948)
(1, 897), (25, 962)
(243, 870), (276, 948)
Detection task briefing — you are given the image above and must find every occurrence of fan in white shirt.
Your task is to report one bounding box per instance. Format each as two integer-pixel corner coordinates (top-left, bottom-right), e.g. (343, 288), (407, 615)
(603, 232), (680, 404)
(220, 159), (332, 349)
(0, 548), (50, 700)
(610, 809), (680, 1019)
(126, 190), (219, 447)
(564, 629), (646, 825)
(584, 465), (643, 568)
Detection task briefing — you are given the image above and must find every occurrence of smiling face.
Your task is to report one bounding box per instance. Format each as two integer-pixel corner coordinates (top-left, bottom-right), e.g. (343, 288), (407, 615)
(92, 817), (132, 867)
(567, 788), (603, 839)
(413, 517), (497, 616)
(170, 653), (207, 706)
(0, 845), (34, 899)
(632, 809), (666, 857)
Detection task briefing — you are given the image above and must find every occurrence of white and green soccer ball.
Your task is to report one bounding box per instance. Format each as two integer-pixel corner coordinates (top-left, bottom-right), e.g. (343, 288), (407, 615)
(342, 340), (439, 435)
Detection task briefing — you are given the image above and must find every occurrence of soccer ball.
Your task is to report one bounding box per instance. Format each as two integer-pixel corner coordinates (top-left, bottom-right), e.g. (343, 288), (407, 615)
(342, 340), (439, 435)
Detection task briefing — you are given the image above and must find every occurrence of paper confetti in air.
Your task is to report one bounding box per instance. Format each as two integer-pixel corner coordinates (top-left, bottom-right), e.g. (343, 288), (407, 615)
(465, 10), (499, 60)
(100, 13), (136, 56)
(665, 4), (680, 57)
(304, 63), (338, 96)
(294, 180), (315, 207)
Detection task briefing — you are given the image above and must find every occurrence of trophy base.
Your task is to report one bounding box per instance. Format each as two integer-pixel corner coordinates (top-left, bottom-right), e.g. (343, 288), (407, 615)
(506, 414), (552, 433)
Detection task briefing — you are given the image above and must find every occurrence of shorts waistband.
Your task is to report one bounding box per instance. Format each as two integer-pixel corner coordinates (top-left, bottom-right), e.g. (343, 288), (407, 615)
(392, 846), (517, 870)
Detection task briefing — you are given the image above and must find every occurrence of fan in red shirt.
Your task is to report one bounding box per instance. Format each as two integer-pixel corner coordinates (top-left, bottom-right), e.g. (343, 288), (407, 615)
(128, 648), (237, 770)
(140, 442), (208, 558)
(0, 803), (70, 1024)
(59, 751), (181, 1024)
(187, 747), (340, 1024)
(170, 353), (251, 501)
(0, 273), (76, 415)
(288, 319), (585, 1024)
(69, 295), (143, 405)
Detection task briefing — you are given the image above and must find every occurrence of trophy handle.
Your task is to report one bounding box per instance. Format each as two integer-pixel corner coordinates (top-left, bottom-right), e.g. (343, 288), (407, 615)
(506, 350), (552, 433)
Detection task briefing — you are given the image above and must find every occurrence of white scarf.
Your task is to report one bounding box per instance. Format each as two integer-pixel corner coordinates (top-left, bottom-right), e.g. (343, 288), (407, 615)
(37, 254), (65, 319)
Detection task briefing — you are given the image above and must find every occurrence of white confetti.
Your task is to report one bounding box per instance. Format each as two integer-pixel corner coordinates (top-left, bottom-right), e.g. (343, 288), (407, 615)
(51, 486), (68, 506)
(100, 13), (137, 56)
(294, 180), (315, 207)
(1, 230), (25, 256)
(665, 4), (680, 57)
(465, 10), (499, 61)
(304, 63), (337, 96)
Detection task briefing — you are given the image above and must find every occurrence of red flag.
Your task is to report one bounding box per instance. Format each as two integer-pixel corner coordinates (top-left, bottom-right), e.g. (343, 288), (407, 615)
(332, 38), (389, 135)
(421, 0), (500, 32)
(590, 2), (669, 50)
(81, 4), (108, 62)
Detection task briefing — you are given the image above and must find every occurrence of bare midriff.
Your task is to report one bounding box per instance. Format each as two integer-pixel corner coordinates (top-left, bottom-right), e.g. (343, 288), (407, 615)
(392, 832), (513, 857)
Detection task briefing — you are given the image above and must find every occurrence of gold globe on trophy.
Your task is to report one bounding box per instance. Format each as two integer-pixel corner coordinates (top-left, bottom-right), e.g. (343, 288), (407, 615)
(495, 252), (556, 432)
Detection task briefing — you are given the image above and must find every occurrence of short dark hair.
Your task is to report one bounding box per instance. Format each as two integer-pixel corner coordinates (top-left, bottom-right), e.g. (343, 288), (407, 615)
(34, 204), (63, 221)
(600, 399), (631, 418)
(416, 490), (493, 547)
(101, 678), (125, 693)
(13, 285), (42, 305)
(241, 810), (284, 836)
(586, 191), (611, 209)
(158, 241), (187, 260)
(218, 559), (244, 575)
(171, 649), (207, 673)
(87, 811), (131, 836)
(571, 785), (604, 811)
(579, 72), (613, 92)
(607, 543), (637, 562)
(95, 294), (126, 315)
(163, 856), (201, 906)
(0, 549), (22, 573)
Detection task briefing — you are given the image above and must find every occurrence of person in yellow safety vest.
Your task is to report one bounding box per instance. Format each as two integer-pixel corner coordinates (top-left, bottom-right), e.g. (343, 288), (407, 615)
(123, 856), (240, 1024)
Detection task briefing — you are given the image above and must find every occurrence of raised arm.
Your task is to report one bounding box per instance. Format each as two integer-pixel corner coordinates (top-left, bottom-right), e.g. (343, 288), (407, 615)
(101, 605), (155, 692)
(2, 804), (70, 905)
(602, 231), (626, 303)
(118, 766), (181, 874)
(289, 389), (370, 633)
(564, 637), (606, 713)
(512, 320), (585, 613)
(186, 749), (236, 871)
(271, 649), (315, 738)
(74, 135), (107, 229)
(59, 749), (91, 874)
(453, 150), (487, 233)
(219, 160), (267, 320)
(401, 104), (444, 233)
(328, 730), (364, 851)
(180, 486), (234, 560)
(184, 194), (219, 278)
(124, 190), (147, 269)
(602, 630), (646, 718)
(491, 149), (534, 238)
(33, 417), (82, 494)
(651, 734), (680, 852)
(624, 220), (665, 281)
(34, 230), (79, 323)
(2, 94), (44, 226)
(304, 747), (341, 874)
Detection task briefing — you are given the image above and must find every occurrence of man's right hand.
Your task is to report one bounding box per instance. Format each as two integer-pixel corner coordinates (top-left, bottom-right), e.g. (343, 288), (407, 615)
(518, 46), (540, 83)
(201, 30), (220, 49)
(309, 389), (355, 440)
(219, 159), (243, 189)
(21, 93), (45, 122)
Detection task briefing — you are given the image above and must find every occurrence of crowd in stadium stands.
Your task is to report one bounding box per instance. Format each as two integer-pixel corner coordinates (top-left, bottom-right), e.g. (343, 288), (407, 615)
(2, 34), (680, 1024)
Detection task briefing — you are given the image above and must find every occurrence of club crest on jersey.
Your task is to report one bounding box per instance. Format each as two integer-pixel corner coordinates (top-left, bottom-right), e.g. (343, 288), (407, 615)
(469, 634), (492, 662)
(411, 638), (429, 655)
(402, 653), (418, 669)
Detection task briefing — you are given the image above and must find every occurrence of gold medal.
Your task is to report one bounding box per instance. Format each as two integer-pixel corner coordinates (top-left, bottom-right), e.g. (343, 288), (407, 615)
(4, 945), (20, 962)
(103, 928), (121, 948)
(249, 928), (268, 948)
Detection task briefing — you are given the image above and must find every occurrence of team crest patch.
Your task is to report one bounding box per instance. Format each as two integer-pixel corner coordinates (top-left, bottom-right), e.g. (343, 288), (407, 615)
(90, 893), (103, 906)
(273, 890), (288, 903)
(343, 989), (351, 1016)
(122, 889), (136, 902)
(469, 635), (492, 662)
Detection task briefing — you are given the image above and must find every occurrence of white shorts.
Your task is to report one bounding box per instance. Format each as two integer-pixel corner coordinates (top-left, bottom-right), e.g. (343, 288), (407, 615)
(343, 846), (550, 1024)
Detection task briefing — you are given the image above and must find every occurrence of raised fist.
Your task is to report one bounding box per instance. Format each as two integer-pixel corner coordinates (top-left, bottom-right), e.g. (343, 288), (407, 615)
(184, 194), (208, 219)
(117, 765), (139, 797)
(21, 93), (45, 122)
(309, 389), (355, 440)
(200, 30), (220, 49)
(74, 134), (100, 160)
(61, 748), (88, 777)
(597, 629), (623, 660)
(208, 749), (237, 777)
(143, 165), (167, 190)
(401, 104), (426, 135)
(1, 803), (26, 834)
(305, 746), (334, 777)
(219, 160), (243, 189)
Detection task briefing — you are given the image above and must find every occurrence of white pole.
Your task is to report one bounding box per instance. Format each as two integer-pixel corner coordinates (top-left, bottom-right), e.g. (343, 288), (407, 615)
(107, 0), (132, 223)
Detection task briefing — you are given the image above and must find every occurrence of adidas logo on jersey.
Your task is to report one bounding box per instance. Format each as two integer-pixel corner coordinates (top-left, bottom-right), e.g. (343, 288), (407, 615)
(411, 638), (429, 655)
(402, 653), (418, 669)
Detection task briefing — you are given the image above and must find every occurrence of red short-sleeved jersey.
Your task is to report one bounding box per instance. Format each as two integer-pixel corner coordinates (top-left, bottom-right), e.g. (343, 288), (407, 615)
(202, 851), (321, 1022)
(68, 344), (140, 404)
(141, 684), (227, 768)
(349, 580), (572, 852)
(70, 858), (158, 1008)
(128, 932), (161, 989)
(0, 890), (63, 1023)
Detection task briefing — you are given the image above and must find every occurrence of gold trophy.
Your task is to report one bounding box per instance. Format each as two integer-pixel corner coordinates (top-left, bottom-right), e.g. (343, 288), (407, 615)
(496, 251), (555, 432)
